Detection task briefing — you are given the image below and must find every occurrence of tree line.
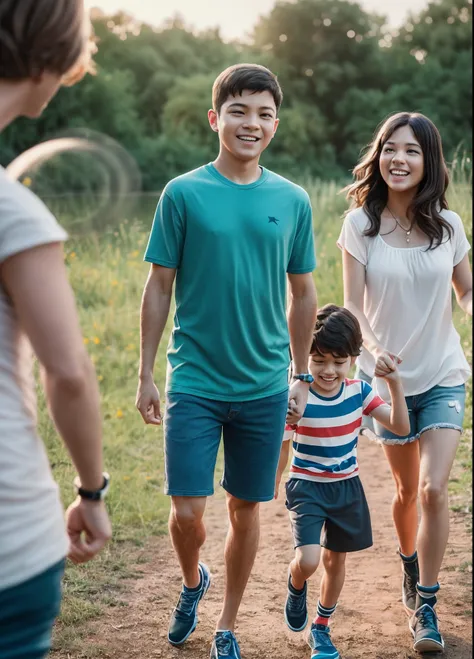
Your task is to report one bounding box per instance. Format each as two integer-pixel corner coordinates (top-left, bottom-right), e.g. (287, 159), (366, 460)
(1, 0), (471, 191)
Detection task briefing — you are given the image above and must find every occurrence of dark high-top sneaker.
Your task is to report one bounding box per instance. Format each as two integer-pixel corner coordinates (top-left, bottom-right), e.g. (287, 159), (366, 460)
(400, 552), (419, 614)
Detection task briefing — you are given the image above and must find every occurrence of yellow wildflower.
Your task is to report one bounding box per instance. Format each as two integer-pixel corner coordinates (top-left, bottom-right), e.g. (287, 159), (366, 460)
(83, 337), (90, 345)
(93, 337), (100, 344)
(116, 409), (124, 418)
(22, 176), (32, 187)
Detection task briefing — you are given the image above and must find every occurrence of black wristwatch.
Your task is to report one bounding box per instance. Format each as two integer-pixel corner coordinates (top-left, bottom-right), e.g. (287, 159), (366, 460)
(292, 373), (314, 383)
(74, 472), (110, 501)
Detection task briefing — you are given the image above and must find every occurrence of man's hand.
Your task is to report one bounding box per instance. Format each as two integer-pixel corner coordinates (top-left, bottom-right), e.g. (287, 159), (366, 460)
(286, 379), (310, 424)
(373, 348), (402, 377)
(136, 376), (162, 425)
(66, 498), (112, 565)
(274, 475), (283, 500)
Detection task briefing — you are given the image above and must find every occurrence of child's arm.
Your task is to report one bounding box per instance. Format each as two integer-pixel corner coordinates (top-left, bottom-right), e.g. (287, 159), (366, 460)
(274, 438), (291, 500)
(369, 367), (410, 437)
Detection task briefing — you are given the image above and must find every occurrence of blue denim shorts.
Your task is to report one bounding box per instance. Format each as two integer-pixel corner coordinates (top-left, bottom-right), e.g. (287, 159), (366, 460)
(357, 369), (466, 445)
(0, 559), (65, 659)
(164, 389), (289, 501)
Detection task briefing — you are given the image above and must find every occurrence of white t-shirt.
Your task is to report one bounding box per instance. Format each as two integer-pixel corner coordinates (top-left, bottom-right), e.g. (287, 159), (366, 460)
(338, 206), (471, 401)
(0, 168), (69, 591)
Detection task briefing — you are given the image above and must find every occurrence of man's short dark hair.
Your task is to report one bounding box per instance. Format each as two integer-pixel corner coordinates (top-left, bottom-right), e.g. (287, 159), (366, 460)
(212, 63), (283, 115)
(0, 0), (88, 80)
(310, 304), (363, 358)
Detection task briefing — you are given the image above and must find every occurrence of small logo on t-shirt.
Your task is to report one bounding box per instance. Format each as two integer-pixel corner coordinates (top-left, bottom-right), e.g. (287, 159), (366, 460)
(268, 216), (279, 225)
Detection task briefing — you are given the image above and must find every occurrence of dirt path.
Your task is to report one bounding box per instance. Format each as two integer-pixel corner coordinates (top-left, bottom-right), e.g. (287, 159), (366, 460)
(82, 439), (472, 658)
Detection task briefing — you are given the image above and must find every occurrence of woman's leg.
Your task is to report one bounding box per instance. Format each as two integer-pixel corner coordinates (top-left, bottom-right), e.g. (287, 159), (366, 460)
(417, 428), (460, 587)
(382, 440), (420, 555)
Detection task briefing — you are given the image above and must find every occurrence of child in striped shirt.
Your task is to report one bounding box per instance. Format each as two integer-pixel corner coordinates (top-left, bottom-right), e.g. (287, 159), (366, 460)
(275, 304), (409, 659)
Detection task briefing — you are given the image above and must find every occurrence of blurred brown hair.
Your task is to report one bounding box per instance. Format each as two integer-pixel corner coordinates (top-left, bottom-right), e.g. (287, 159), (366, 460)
(0, 0), (95, 84)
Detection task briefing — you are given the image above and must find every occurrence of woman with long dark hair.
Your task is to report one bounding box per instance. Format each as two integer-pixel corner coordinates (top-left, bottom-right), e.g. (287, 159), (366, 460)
(338, 112), (471, 653)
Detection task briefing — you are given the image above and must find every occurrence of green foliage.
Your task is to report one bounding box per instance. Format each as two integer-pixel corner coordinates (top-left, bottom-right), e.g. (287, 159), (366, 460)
(0, 0), (471, 190)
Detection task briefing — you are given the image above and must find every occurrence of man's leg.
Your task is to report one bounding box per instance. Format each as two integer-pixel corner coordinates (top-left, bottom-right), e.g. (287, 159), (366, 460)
(215, 494), (260, 631)
(169, 496), (207, 588)
(163, 393), (223, 646)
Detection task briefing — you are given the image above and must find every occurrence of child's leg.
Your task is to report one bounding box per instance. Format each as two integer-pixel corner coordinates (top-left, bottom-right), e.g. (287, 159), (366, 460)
(290, 544), (321, 590)
(315, 548), (346, 625)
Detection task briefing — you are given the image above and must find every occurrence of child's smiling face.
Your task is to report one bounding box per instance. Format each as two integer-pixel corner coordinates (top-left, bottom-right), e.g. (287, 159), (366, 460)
(309, 352), (356, 396)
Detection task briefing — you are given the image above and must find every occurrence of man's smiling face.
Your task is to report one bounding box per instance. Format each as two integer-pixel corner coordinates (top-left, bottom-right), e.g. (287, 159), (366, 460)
(208, 89), (279, 163)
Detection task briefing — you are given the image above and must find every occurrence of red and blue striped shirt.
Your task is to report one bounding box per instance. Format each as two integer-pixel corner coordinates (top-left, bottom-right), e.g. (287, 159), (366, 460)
(284, 379), (385, 483)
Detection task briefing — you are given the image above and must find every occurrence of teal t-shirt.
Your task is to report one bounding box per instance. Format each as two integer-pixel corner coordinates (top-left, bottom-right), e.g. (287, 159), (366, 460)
(144, 163), (316, 401)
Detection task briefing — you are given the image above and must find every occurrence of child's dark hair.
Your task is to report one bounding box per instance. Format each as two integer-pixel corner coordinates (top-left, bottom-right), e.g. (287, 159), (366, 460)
(343, 111), (452, 250)
(310, 304), (362, 358)
(212, 63), (283, 115)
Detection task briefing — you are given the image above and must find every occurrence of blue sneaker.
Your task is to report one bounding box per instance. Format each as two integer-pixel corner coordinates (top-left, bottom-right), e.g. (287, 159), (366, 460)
(284, 575), (308, 632)
(409, 603), (444, 652)
(168, 562), (211, 646)
(308, 623), (340, 659)
(210, 631), (241, 658)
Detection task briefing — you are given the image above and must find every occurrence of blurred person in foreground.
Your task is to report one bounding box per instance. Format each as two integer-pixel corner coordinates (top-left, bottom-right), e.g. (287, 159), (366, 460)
(0, 2), (111, 657)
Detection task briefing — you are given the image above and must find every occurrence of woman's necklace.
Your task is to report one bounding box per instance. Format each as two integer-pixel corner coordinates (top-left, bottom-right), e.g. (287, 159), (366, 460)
(386, 206), (415, 243)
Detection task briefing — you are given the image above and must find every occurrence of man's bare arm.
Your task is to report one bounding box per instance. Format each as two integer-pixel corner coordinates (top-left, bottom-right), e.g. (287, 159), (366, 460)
(286, 272), (317, 423)
(287, 272), (317, 373)
(136, 264), (176, 424)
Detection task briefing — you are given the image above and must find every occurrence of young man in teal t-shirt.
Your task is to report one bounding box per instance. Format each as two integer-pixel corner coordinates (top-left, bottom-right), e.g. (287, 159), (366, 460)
(136, 63), (317, 659)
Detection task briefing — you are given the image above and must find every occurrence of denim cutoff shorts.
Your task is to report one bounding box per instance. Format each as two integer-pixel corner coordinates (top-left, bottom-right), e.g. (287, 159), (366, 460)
(357, 369), (466, 445)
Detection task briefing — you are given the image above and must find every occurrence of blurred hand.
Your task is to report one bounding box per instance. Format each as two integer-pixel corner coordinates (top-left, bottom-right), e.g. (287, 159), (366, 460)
(373, 348), (402, 377)
(286, 379), (310, 425)
(136, 376), (162, 425)
(66, 498), (112, 565)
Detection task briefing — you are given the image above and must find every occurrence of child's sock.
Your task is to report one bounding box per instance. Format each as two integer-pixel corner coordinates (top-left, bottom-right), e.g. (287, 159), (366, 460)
(288, 575), (306, 595)
(314, 600), (337, 626)
(415, 582), (440, 610)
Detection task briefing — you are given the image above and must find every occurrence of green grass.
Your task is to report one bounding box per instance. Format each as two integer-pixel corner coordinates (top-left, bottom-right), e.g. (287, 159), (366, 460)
(42, 173), (472, 654)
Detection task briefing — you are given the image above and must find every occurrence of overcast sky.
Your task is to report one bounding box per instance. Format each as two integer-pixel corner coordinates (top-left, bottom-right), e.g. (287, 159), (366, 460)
(86, 0), (430, 41)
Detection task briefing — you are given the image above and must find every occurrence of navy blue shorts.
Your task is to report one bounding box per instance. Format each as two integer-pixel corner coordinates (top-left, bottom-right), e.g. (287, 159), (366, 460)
(285, 477), (373, 552)
(0, 559), (65, 659)
(164, 389), (289, 501)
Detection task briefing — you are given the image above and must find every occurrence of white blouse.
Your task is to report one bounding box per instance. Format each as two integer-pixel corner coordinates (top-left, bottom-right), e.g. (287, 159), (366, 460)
(338, 207), (471, 400)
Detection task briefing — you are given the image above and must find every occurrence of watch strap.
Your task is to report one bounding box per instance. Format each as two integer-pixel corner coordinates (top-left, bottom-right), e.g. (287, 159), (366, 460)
(74, 472), (110, 501)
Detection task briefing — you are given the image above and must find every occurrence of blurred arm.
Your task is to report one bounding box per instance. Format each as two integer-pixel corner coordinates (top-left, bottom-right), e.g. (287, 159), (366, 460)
(1, 242), (104, 491)
(452, 253), (472, 315)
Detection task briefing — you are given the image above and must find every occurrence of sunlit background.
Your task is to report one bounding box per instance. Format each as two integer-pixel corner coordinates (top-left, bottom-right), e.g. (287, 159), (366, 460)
(85, 0), (431, 41)
(1, 1), (470, 653)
